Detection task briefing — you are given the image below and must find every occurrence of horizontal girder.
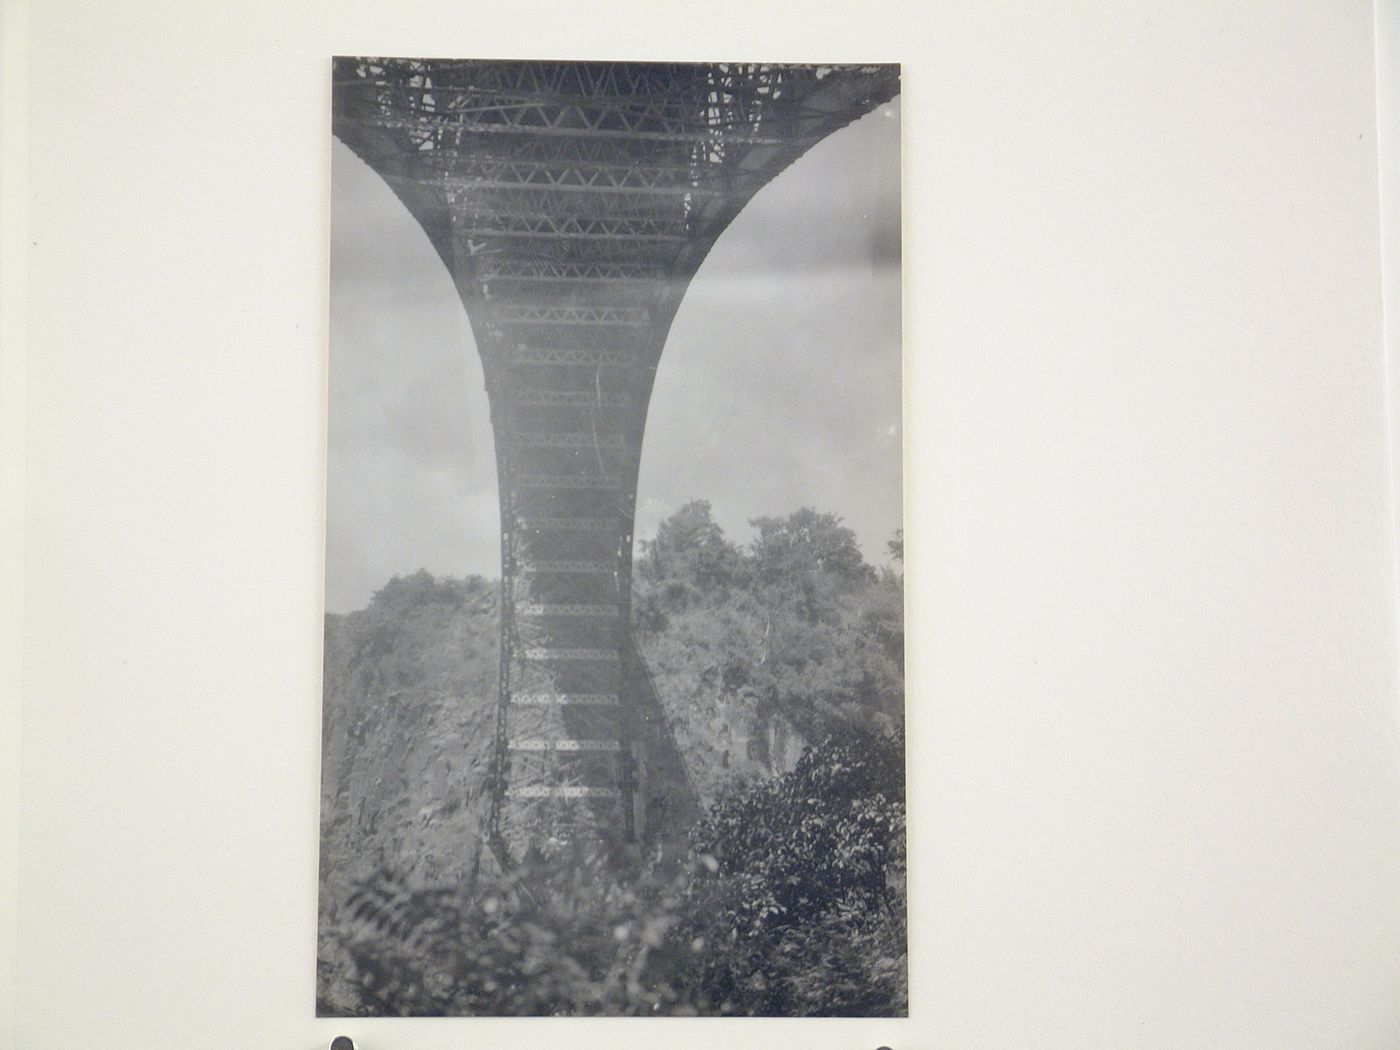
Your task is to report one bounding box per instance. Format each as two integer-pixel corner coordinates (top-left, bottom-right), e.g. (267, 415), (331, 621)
(517, 516), (620, 531)
(458, 215), (688, 241)
(513, 693), (620, 706)
(507, 432), (633, 450)
(489, 303), (649, 325)
(354, 111), (785, 147)
(475, 260), (663, 282)
(518, 647), (619, 662)
(503, 346), (637, 366)
(513, 473), (619, 489)
(507, 390), (633, 407)
(509, 739), (622, 752)
(343, 57), (838, 95)
(459, 190), (690, 224)
(508, 786), (621, 799)
(446, 174), (717, 197)
(516, 602), (620, 617)
(514, 560), (615, 574)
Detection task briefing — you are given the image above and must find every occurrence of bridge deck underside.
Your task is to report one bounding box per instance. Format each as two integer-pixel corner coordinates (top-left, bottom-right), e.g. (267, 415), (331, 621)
(332, 58), (900, 853)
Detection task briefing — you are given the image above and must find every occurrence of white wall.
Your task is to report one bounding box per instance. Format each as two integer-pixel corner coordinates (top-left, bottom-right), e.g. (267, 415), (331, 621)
(1383, 0), (1400, 589)
(0, 1), (29, 1046)
(9, 2), (1399, 1048)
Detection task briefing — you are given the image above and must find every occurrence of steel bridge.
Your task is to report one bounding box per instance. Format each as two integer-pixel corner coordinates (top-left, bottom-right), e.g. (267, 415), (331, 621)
(332, 58), (900, 861)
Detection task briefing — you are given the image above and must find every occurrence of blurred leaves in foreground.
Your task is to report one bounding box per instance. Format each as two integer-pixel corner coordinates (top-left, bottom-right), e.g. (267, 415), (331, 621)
(320, 725), (906, 1017)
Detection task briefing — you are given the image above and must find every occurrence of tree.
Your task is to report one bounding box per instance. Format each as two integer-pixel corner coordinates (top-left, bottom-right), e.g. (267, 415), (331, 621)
(748, 508), (874, 622)
(750, 508), (873, 588)
(887, 528), (903, 564)
(638, 500), (744, 612)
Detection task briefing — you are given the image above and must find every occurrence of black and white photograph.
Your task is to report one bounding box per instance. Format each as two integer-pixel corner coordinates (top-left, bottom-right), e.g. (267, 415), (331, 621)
(317, 58), (906, 1017)
(13, 5), (1400, 1049)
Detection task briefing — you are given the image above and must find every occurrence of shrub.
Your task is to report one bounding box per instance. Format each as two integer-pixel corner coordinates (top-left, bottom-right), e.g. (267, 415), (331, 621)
(677, 724), (907, 1015)
(321, 729), (907, 1017)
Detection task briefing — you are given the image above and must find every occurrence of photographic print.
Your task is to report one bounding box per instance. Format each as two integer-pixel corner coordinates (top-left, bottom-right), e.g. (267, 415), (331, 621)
(318, 57), (904, 1017)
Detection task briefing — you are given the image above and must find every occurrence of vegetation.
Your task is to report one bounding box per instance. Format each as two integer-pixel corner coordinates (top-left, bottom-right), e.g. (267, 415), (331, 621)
(634, 502), (904, 795)
(317, 503), (905, 1017)
(326, 726), (905, 1016)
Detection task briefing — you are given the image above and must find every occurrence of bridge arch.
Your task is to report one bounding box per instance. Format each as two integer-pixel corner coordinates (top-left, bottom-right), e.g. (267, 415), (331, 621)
(329, 59), (901, 861)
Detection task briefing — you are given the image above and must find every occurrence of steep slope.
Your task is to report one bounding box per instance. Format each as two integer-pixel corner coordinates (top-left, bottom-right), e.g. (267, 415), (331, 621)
(317, 573), (499, 1007)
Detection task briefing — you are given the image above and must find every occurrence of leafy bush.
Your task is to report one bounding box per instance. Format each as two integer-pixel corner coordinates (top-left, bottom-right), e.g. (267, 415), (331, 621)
(320, 729), (907, 1017)
(677, 724), (907, 1015)
(325, 847), (693, 1016)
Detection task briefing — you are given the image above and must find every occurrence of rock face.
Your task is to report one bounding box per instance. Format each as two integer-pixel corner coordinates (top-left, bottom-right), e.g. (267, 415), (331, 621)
(317, 573), (499, 1000)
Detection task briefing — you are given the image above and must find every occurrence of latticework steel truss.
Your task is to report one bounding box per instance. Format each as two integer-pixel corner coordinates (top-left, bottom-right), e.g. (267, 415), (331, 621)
(332, 58), (900, 862)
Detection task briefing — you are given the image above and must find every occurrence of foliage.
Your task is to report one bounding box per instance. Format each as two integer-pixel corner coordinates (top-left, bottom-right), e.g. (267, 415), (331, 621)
(637, 499), (745, 615)
(687, 723), (905, 934)
(318, 504), (908, 1017)
(326, 846), (694, 1016)
(320, 730), (907, 1017)
(749, 507), (876, 620)
(677, 723), (907, 1015)
(634, 504), (904, 793)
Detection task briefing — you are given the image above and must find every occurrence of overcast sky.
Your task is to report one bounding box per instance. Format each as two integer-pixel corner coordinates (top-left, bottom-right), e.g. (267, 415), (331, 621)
(326, 96), (902, 614)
